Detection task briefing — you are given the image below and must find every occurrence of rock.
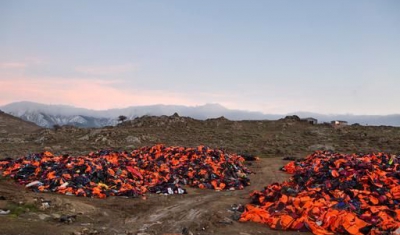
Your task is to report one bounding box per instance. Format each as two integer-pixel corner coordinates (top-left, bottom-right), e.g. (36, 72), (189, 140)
(78, 135), (90, 141)
(35, 136), (45, 144)
(125, 145), (137, 150)
(101, 211), (109, 217)
(52, 197), (65, 208)
(308, 144), (335, 151)
(125, 136), (141, 144)
(51, 213), (61, 219)
(182, 227), (194, 235)
(40, 201), (51, 210)
(38, 213), (51, 220)
(218, 217), (233, 225)
(51, 145), (62, 151)
(89, 129), (102, 136)
(72, 228), (99, 235)
(231, 211), (241, 221)
(59, 214), (77, 224)
(10, 138), (25, 143)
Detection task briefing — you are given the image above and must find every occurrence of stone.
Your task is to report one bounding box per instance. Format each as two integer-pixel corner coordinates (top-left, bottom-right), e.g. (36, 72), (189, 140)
(89, 129), (102, 136)
(40, 202), (50, 210)
(38, 213), (51, 220)
(308, 144), (335, 151)
(125, 136), (141, 144)
(35, 136), (45, 144)
(51, 213), (61, 219)
(101, 211), (109, 217)
(78, 135), (90, 141)
(51, 145), (62, 151)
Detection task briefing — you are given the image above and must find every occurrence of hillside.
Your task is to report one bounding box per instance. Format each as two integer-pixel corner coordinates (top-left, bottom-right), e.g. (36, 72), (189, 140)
(0, 110), (41, 136)
(1, 113), (400, 158)
(0, 110), (42, 157)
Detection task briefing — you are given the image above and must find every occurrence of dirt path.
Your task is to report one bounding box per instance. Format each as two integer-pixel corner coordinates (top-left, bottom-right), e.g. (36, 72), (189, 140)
(0, 158), (302, 235)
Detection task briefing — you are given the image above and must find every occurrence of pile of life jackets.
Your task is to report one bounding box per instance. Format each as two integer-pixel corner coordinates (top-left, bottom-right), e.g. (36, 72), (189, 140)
(240, 151), (400, 235)
(0, 145), (253, 198)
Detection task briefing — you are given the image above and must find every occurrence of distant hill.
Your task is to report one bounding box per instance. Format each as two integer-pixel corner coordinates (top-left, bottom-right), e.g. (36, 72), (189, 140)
(0, 101), (281, 128)
(1, 101), (399, 128)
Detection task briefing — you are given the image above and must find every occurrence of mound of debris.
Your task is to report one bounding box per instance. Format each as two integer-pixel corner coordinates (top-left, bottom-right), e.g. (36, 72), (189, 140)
(240, 151), (400, 234)
(0, 145), (253, 198)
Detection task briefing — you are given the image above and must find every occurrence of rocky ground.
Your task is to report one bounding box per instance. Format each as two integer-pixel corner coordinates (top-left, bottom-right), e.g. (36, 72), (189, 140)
(2, 113), (400, 158)
(1, 112), (400, 235)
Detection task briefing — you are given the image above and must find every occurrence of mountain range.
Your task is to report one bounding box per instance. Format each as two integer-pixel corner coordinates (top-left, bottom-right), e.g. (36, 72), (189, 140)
(0, 101), (399, 128)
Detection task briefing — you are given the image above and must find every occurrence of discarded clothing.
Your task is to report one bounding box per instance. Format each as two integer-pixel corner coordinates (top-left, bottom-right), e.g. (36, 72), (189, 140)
(240, 151), (400, 234)
(0, 209), (10, 215)
(0, 145), (253, 198)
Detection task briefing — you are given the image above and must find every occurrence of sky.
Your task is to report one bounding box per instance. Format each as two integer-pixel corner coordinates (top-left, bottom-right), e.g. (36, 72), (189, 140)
(0, 1), (399, 115)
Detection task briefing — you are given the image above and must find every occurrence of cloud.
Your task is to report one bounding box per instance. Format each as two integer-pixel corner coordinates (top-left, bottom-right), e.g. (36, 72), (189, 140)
(0, 57), (46, 71)
(0, 75), (331, 114)
(0, 64), (317, 114)
(0, 62), (27, 69)
(24, 57), (47, 65)
(0, 77), (198, 110)
(75, 63), (137, 76)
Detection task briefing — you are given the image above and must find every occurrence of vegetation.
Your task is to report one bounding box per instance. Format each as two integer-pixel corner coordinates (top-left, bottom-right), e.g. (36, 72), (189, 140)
(118, 115), (127, 122)
(7, 203), (38, 217)
(53, 124), (61, 131)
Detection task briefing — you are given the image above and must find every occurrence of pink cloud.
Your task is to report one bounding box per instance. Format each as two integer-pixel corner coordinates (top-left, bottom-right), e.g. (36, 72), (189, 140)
(0, 77), (199, 110)
(24, 57), (47, 65)
(0, 76), (311, 114)
(75, 64), (137, 75)
(0, 62), (27, 69)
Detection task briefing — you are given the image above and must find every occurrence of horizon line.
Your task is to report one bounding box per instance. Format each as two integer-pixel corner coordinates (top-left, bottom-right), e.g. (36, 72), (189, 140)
(1, 100), (400, 117)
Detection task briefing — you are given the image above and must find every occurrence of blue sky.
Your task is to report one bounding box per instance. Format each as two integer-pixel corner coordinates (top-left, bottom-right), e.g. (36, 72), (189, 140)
(0, 1), (399, 114)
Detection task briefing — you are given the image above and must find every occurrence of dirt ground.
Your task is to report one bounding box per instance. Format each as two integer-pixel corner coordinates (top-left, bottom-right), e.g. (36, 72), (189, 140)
(0, 157), (302, 235)
(2, 113), (400, 235)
